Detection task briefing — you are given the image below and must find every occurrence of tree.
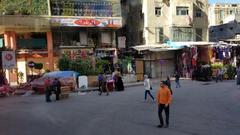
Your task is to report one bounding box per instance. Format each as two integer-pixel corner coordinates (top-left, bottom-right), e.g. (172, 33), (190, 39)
(0, 0), (48, 15)
(58, 55), (70, 71)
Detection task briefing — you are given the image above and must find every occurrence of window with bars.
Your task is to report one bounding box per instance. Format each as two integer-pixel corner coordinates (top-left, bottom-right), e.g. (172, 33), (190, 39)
(172, 27), (193, 41)
(195, 28), (203, 41)
(195, 9), (202, 17)
(155, 28), (164, 43)
(176, 7), (189, 15)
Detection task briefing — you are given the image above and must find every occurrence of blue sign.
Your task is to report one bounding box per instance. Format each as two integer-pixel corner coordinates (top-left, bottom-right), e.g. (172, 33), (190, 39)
(165, 40), (185, 49)
(0, 38), (3, 48)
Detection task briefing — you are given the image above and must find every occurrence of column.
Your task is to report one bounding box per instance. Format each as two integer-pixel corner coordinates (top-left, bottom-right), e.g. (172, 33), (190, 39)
(47, 31), (54, 71)
(3, 32), (11, 48)
(10, 32), (17, 50)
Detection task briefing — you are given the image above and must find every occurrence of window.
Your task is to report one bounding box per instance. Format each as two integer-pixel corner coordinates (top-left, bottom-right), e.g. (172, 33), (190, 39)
(155, 28), (164, 43)
(195, 9), (202, 17)
(196, 28), (203, 41)
(155, 7), (161, 16)
(229, 10), (234, 15)
(172, 27), (193, 41)
(176, 7), (189, 15)
(220, 10), (224, 19)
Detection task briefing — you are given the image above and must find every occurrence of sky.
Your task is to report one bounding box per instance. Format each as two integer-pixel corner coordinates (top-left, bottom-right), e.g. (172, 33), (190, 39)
(209, 0), (240, 4)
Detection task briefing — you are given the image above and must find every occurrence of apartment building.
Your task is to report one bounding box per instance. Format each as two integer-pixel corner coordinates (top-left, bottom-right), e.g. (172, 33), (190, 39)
(141, 0), (209, 78)
(209, 3), (240, 26)
(0, 0), (122, 84)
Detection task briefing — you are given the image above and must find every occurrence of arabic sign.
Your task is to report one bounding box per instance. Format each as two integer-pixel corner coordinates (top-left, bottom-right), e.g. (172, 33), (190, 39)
(50, 18), (122, 28)
(2, 51), (16, 69)
(0, 38), (3, 48)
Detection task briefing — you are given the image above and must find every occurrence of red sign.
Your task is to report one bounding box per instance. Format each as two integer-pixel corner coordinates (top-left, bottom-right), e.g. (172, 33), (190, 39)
(74, 19), (101, 26)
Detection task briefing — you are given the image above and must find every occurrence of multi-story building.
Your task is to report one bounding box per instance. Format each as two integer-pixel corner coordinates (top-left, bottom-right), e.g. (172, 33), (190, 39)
(209, 3), (240, 26)
(140, 0), (209, 78)
(0, 0), (122, 84)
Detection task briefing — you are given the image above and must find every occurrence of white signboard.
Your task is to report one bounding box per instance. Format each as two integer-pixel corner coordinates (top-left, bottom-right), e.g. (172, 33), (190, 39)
(2, 51), (16, 69)
(118, 36), (126, 48)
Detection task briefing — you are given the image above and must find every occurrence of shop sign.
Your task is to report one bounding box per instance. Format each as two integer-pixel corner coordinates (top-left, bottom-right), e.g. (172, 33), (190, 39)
(118, 36), (126, 49)
(1, 51), (16, 69)
(50, 18), (122, 28)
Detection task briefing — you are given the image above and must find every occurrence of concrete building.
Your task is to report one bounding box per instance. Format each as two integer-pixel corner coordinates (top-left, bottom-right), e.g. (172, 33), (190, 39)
(209, 3), (240, 26)
(0, 0), (122, 84)
(140, 0), (209, 78)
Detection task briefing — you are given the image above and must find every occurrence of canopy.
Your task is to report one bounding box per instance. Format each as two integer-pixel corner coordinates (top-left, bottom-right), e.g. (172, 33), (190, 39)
(43, 71), (80, 78)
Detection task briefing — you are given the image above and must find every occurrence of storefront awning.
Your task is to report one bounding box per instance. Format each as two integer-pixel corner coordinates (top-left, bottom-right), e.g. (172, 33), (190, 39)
(132, 43), (184, 52)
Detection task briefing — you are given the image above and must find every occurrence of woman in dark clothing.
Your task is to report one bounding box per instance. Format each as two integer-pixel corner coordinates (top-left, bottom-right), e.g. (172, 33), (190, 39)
(116, 76), (124, 91)
(165, 76), (172, 95)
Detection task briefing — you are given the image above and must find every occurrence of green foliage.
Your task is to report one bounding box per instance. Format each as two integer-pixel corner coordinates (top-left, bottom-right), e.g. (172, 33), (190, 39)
(211, 62), (223, 69)
(17, 71), (24, 84)
(58, 55), (70, 71)
(0, 0), (48, 15)
(225, 65), (236, 80)
(34, 63), (43, 70)
(121, 56), (133, 74)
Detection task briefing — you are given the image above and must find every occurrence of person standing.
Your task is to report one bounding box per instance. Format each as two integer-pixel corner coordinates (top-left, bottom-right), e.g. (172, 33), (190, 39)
(156, 81), (172, 128)
(175, 72), (181, 88)
(44, 77), (51, 102)
(52, 78), (61, 101)
(98, 73), (109, 96)
(98, 73), (104, 92)
(215, 68), (221, 83)
(144, 75), (154, 101)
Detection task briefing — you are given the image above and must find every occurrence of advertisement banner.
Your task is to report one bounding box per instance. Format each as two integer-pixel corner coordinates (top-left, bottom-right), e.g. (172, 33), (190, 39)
(51, 18), (122, 28)
(2, 51), (16, 69)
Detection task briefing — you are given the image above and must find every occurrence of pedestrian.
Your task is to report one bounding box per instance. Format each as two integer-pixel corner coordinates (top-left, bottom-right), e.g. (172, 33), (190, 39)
(98, 73), (109, 96)
(44, 77), (51, 102)
(236, 66), (240, 88)
(116, 75), (124, 91)
(165, 76), (173, 95)
(52, 78), (61, 101)
(215, 68), (221, 83)
(219, 67), (224, 81)
(156, 81), (172, 128)
(144, 75), (154, 101)
(98, 73), (104, 92)
(175, 72), (181, 88)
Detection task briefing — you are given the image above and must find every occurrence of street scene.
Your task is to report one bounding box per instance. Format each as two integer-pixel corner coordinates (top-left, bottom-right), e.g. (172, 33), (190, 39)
(1, 0), (240, 135)
(1, 80), (240, 135)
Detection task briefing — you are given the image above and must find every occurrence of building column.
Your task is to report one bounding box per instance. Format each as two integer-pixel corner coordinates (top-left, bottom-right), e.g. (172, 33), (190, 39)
(47, 31), (54, 71)
(3, 32), (11, 48)
(10, 32), (17, 50)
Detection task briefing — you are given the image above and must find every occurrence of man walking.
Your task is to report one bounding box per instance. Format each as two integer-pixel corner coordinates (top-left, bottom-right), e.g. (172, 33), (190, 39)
(156, 81), (172, 128)
(175, 72), (181, 88)
(144, 75), (154, 101)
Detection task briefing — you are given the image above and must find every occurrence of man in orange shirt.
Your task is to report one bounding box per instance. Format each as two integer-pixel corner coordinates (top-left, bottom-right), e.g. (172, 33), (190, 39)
(156, 81), (172, 128)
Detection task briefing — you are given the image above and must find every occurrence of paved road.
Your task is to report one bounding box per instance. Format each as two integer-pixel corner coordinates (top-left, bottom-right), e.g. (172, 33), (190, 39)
(0, 80), (240, 135)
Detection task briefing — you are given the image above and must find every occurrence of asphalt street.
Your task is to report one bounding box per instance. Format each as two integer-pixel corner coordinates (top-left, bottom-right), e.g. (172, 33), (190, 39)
(0, 80), (240, 135)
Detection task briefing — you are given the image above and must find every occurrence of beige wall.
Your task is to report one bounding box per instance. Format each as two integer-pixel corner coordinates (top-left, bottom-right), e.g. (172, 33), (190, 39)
(143, 0), (209, 44)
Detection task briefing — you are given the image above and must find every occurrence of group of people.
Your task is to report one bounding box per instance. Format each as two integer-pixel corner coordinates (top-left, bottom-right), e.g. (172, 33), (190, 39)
(97, 71), (124, 96)
(45, 78), (61, 102)
(143, 73), (181, 128)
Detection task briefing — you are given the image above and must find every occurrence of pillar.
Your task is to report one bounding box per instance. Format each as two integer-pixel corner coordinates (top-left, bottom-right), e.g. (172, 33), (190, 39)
(10, 32), (17, 50)
(3, 32), (11, 48)
(47, 31), (54, 71)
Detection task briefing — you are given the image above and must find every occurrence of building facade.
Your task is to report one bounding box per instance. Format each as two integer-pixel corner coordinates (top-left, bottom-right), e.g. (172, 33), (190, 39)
(141, 0), (209, 78)
(209, 3), (240, 26)
(0, 0), (122, 84)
